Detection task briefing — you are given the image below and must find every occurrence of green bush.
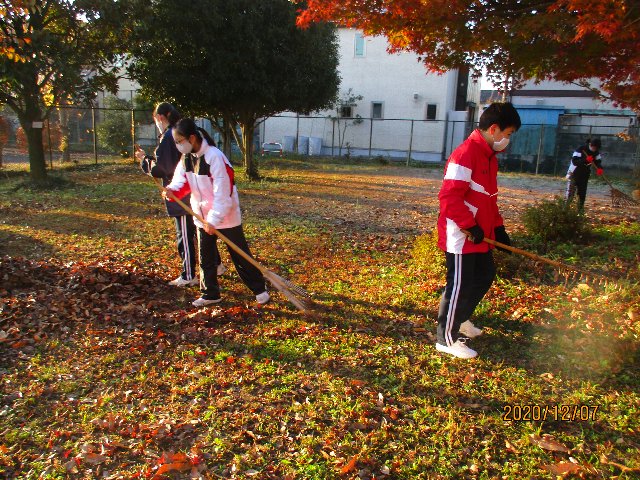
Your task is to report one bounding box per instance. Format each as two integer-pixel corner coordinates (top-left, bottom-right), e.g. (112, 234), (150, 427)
(97, 96), (132, 155)
(522, 196), (590, 244)
(411, 230), (446, 277)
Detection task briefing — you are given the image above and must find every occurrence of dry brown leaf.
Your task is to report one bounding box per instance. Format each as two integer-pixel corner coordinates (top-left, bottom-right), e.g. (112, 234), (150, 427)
(155, 462), (192, 476)
(600, 454), (640, 473)
(543, 462), (582, 476)
(505, 439), (520, 454)
(64, 459), (79, 473)
(78, 452), (109, 465)
(529, 434), (570, 452)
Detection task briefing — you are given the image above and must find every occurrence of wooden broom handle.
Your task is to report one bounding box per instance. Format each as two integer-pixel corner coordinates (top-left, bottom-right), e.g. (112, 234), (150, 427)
(153, 179), (268, 276)
(460, 229), (569, 270)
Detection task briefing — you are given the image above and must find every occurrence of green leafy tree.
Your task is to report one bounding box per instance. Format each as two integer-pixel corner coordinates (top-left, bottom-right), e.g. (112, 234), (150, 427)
(0, 0), (133, 181)
(128, 0), (340, 180)
(96, 95), (132, 156)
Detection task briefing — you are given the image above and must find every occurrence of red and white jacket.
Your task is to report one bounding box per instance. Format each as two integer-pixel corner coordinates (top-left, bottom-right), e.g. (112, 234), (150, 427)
(437, 129), (504, 254)
(167, 139), (242, 230)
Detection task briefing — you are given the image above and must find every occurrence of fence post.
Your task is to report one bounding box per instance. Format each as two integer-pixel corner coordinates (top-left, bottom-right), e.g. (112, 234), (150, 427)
(368, 118), (373, 159)
(46, 117), (53, 168)
(131, 108), (135, 160)
(407, 119), (414, 166)
(535, 123), (544, 175)
(442, 118), (449, 162)
(331, 118), (335, 158)
(295, 113), (300, 154)
(92, 105), (98, 164)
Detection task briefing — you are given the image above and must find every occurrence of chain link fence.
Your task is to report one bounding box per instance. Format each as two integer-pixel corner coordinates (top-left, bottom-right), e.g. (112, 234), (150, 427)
(1, 104), (638, 177)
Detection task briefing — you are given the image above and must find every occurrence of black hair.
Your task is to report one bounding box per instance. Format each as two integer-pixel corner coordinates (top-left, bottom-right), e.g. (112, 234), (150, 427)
(174, 118), (217, 147)
(478, 102), (521, 131)
(588, 137), (601, 149)
(154, 102), (181, 127)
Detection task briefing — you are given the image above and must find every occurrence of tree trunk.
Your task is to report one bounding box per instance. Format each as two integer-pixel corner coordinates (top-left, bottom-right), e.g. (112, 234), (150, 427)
(241, 121), (259, 180)
(24, 121), (47, 181)
(222, 117), (233, 161)
(230, 120), (245, 168)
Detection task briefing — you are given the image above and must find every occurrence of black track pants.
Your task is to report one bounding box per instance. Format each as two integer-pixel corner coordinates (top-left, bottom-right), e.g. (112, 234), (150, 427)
(437, 251), (496, 346)
(198, 225), (266, 300)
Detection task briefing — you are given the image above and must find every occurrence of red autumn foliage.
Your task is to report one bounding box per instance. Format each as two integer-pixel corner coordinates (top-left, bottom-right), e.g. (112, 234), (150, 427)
(16, 122), (62, 153)
(296, 0), (640, 111)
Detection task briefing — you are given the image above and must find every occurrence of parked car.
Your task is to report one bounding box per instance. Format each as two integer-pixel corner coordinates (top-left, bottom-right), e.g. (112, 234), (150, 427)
(261, 142), (283, 157)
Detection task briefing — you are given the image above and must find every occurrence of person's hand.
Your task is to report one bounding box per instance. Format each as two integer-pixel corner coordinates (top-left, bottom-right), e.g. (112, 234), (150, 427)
(203, 223), (216, 235)
(586, 155), (594, 164)
(494, 225), (512, 254)
(134, 146), (146, 161)
(466, 225), (485, 244)
(596, 168), (603, 176)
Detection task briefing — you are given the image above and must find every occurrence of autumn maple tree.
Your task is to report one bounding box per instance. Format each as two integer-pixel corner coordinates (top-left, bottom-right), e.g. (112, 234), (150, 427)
(296, 0), (640, 111)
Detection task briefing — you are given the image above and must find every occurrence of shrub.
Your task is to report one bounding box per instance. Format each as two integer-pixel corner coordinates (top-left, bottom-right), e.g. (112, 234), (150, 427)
(522, 196), (590, 244)
(97, 96), (132, 155)
(411, 230), (446, 278)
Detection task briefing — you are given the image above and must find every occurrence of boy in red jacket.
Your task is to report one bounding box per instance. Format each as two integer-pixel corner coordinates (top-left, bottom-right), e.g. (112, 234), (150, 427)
(436, 102), (521, 358)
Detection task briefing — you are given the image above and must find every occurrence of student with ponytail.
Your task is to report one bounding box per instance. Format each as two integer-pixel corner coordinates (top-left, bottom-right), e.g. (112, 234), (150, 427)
(165, 118), (270, 307)
(136, 104), (224, 288)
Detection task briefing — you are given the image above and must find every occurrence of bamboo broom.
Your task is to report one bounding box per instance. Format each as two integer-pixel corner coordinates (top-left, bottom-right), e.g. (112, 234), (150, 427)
(154, 179), (315, 312)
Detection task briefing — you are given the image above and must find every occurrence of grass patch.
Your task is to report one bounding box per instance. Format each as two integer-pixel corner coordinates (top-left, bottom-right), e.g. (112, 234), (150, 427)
(0, 158), (638, 479)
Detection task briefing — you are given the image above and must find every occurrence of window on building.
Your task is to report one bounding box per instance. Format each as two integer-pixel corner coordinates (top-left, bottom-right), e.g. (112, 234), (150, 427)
(354, 33), (365, 57)
(371, 102), (383, 119)
(340, 105), (354, 118)
(426, 104), (437, 120)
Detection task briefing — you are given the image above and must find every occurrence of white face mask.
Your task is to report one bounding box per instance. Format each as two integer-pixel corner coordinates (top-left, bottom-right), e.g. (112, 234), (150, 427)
(176, 139), (193, 154)
(493, 137), (510, 152)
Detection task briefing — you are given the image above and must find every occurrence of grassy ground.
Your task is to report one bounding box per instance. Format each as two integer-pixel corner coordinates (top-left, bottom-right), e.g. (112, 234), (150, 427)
(0, 158), (639, 479)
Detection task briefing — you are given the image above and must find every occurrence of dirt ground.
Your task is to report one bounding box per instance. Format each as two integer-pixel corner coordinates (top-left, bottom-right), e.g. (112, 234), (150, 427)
(246, 165), (639, 244)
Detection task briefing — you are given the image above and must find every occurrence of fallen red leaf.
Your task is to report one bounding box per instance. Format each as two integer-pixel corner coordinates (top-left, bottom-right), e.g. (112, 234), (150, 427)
(340, 455), (359, 475)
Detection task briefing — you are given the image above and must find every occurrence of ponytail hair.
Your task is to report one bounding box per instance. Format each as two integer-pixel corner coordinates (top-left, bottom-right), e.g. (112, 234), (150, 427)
(154, 102), (181, 127)
(174, 118), (217, 147)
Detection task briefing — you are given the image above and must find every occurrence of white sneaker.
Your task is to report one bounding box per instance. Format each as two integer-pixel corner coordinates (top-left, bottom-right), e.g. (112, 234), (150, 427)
(168, 276), (199, 287)
(217, 263), (227, 276)
(459, 320), (483, 338)
(435, 339), (478, 359)
(192, 297), (222, 307)
(255, 291), (270, 305)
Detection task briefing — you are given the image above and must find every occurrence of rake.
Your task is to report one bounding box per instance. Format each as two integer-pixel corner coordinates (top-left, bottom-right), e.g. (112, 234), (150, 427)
(461, 229), (624, 290)
(597, 171), (639, 208)
(153, 179), (315, 312)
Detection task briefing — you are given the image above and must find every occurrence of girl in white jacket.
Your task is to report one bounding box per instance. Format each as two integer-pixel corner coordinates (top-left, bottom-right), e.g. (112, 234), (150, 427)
(166, 118), (269, 307)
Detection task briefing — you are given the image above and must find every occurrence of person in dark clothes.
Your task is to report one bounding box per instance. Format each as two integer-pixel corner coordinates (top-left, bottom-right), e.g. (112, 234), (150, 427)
(565, 138), (604, 211)
(165, 118), (270, 308)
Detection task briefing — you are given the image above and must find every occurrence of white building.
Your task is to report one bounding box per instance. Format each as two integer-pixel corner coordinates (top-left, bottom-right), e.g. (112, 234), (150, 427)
(261, 28), (480, 161)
